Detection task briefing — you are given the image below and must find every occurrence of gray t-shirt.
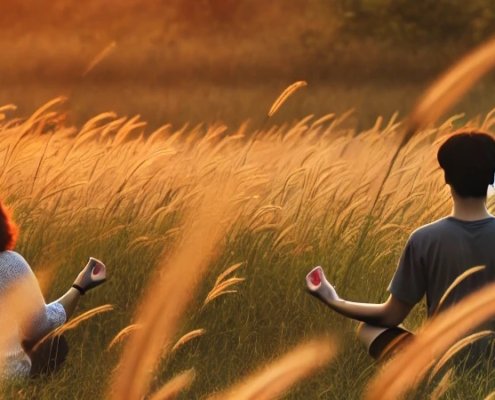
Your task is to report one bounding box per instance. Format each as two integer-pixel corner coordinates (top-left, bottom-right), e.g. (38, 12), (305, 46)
(388, 216), (495, 316)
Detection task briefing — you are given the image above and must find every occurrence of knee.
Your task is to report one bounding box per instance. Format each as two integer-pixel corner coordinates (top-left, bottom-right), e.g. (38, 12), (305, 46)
(356, 322), (388, 348)
(29, 335), (69, 377)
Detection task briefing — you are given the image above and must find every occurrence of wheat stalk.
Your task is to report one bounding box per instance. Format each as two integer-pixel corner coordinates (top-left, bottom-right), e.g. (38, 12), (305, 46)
(485, 391), (495, 400)
(171, 329), (206, 352)
(429, 368), (454, 400)
(108, 180), (239, 400)
(214, 262), (244, 287)
(33, 305), (114, 351)
(360, 36), (495, 235)
(108, 324), (142, 350)
(207, 337), (336, 400)
(433, 265), (486, 315)
(204, 277), (245, 306)
(83, 41), (117, 77)
(428, 330), (493, 381)
(148, 369), (196, 400)
(268, 81), (307, 117)
(406, 35), (495, 134)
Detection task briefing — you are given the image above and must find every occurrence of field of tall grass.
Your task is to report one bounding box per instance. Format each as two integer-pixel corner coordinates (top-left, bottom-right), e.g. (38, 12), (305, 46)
(0, 89), (495, 399)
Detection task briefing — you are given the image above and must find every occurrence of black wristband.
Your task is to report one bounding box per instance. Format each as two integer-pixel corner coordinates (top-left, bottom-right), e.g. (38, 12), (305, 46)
(72, 284), (86, 295)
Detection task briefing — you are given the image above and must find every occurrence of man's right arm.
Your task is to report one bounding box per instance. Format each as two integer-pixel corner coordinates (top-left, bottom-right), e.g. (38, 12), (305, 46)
(325, 294), (413, 327)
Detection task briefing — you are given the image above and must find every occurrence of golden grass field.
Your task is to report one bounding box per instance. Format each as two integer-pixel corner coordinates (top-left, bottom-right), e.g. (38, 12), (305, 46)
(3, 2), (495, 399)
(0, 86), (495, 398)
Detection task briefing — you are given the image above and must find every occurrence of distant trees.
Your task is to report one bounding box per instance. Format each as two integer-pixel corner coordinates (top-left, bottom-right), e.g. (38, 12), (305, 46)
(168, 0), (495, 45)
(337, 0), (495, 44)
(8, 0), (495, 46)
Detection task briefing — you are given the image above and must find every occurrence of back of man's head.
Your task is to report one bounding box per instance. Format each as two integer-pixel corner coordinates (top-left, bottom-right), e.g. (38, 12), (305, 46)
(437, 131), (495, 198)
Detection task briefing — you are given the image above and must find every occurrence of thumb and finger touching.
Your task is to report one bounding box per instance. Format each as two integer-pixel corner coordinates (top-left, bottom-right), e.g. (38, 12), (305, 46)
(306, 266), (339, 303)
(74, 257), (107, 292)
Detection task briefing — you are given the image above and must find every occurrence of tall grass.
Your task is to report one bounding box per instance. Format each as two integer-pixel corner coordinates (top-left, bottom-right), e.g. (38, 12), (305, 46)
(0, 99), (494, 398)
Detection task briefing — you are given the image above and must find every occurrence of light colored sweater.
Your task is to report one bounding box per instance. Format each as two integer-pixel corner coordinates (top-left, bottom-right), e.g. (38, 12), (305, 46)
(0, 251), (66, 378)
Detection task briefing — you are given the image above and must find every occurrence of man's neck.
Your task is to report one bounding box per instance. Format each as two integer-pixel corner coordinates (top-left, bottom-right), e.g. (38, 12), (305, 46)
(451, 191), (491, 221)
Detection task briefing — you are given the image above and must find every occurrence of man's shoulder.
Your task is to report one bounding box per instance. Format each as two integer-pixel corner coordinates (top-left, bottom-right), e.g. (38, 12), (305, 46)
(408, 216), (495, 245)
(409, 218), (452, 243)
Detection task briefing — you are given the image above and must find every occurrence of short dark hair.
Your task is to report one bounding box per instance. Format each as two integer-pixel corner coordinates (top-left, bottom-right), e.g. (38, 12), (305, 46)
(437, 131), (495, 198)
(0, 201), (17, 251)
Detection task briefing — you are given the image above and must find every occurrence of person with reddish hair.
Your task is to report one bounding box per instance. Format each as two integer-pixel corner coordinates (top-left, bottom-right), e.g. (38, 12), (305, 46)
(306, 130), (495, 362)
(0, 202), (107, 378)
(0, 203), (18, 252)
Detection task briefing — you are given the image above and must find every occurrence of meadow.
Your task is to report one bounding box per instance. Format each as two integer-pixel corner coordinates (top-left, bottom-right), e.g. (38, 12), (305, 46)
(3, 1), (495, 398)
(0, 90), (495, 399)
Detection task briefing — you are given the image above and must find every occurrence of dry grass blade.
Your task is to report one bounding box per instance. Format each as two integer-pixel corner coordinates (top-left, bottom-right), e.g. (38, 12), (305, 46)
(429, 368), (454, 400)
(273, 224), (295, 250)
(367, 35), (495, 216)
(434, 265), (485, 315)
(485, 391), (495, 400)
(109, 182), (238, 400)
(33, 304), (114, 351)
(172, 329), (206, 352)
(83, 41), (117, 77)
(148, 369), (196, 400)
(406, 35), (495, 135)
(207, 337), (336, 400)
(311, 113), (335, 128)
(365, 281), (495, 400)
(204, 277), (245, 306)
(0, 104), (16, 114)
(203, 290), (238, 305)
(79, 112), (118, 135)
(268, 81), (307, 117)
(429, 330), (493, 381)
(39, 181), (88, 201)
(107, 324), (142, 350)
(61, 304), (114, 331)
(24, 97), (66, 127)
(215, 262), (244, 287)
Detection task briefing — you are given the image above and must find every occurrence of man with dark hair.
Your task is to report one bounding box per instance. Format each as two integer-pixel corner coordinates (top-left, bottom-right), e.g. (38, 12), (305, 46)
(306, 131), (495, 360)
(438, 132), (495, 198)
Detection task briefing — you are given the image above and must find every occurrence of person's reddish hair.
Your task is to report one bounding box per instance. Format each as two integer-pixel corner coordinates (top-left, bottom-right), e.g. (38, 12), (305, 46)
(0, 202), (18, 251)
